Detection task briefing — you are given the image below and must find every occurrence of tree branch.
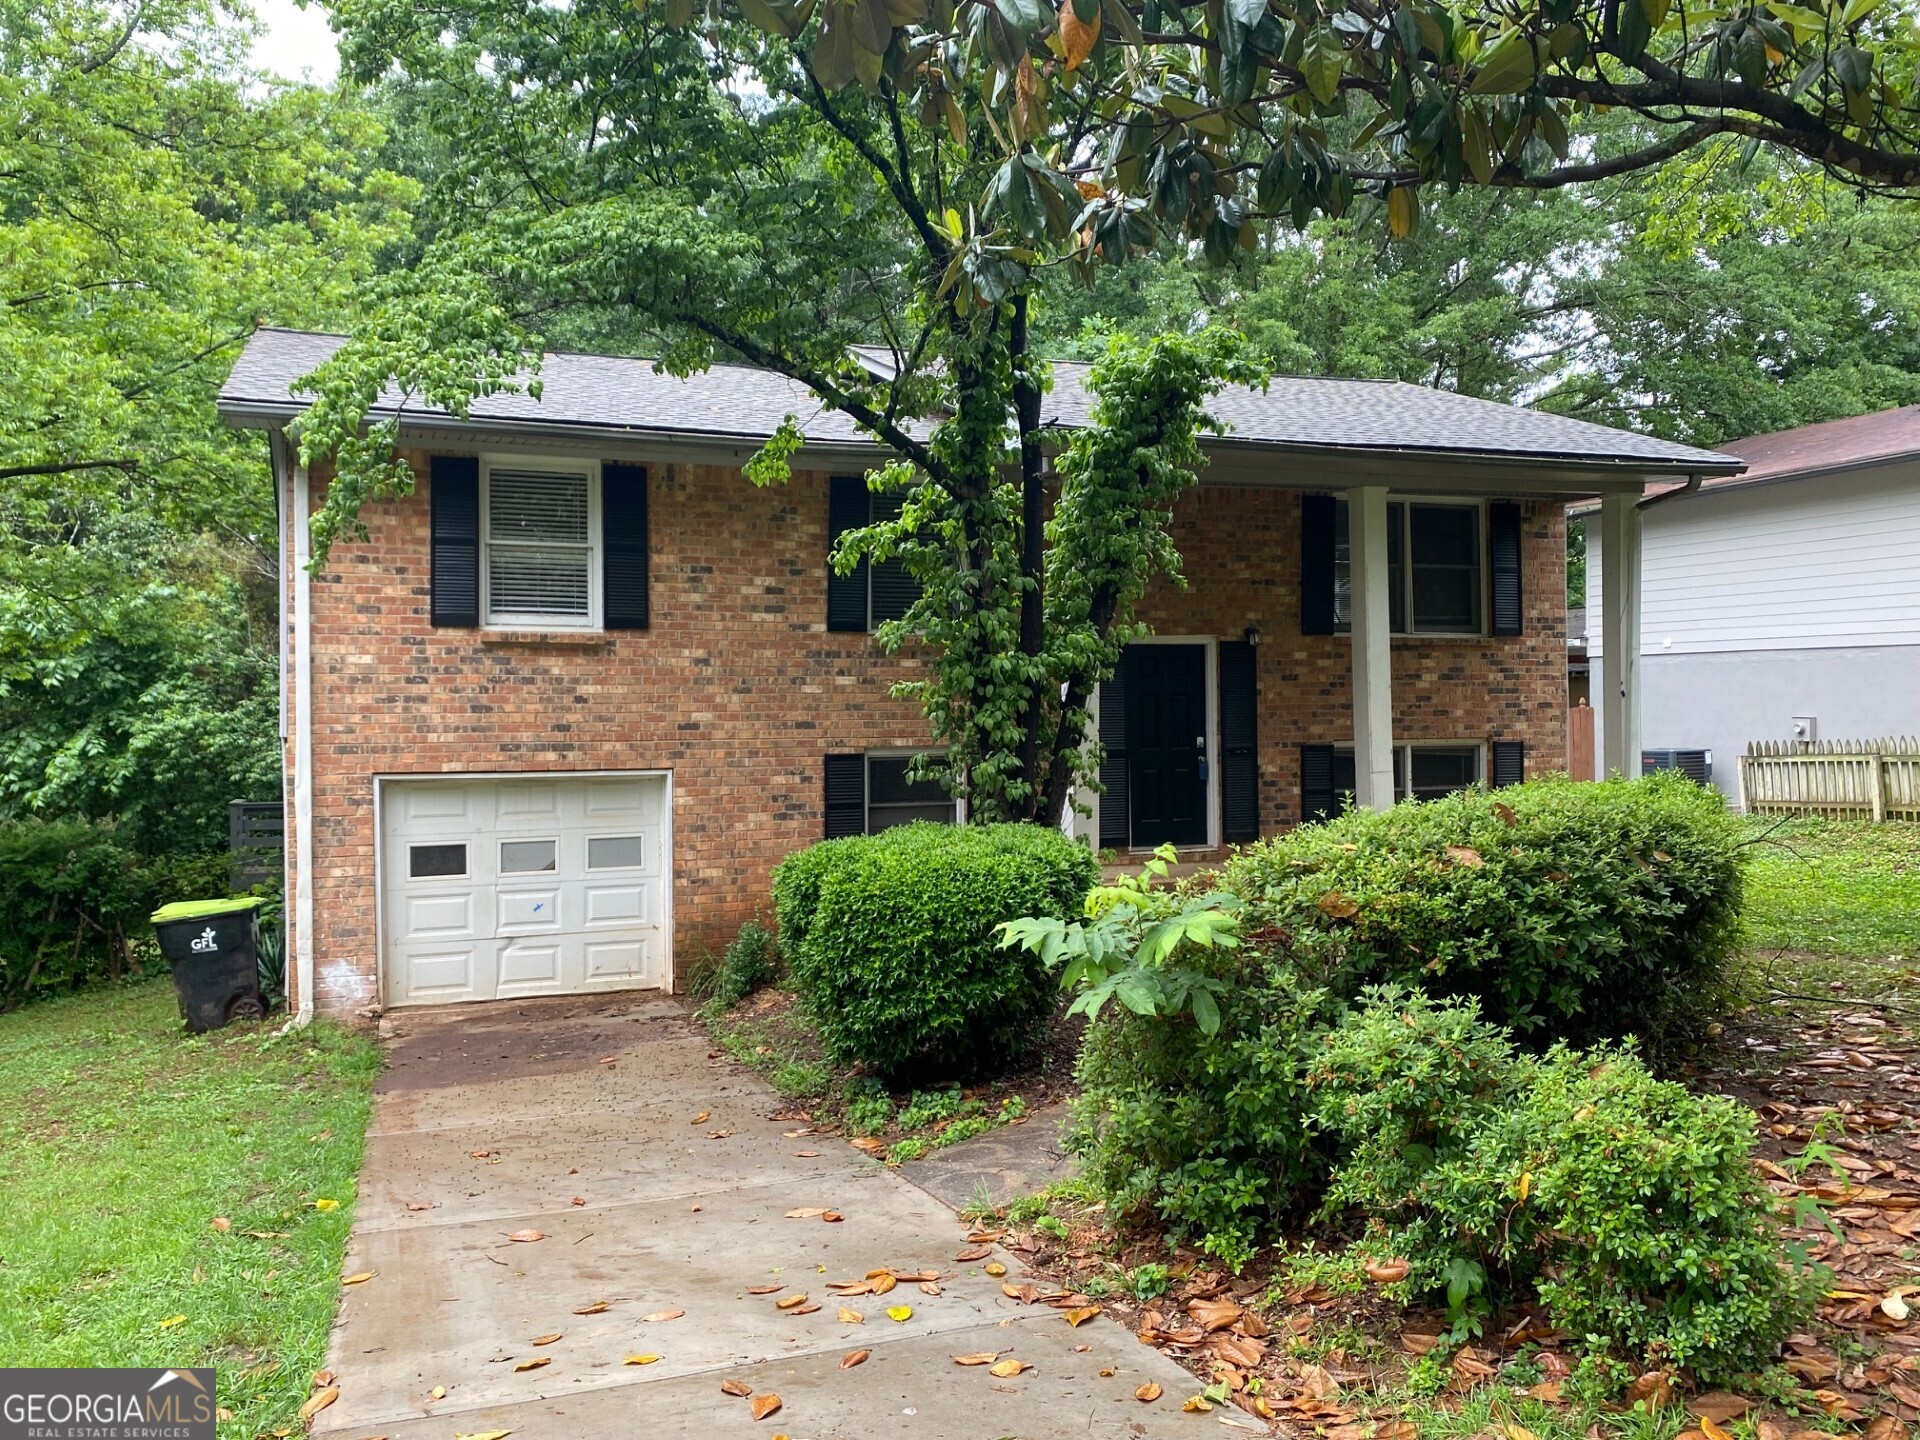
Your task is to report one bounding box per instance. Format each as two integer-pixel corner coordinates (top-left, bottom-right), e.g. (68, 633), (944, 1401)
(802, 70), (952, 268)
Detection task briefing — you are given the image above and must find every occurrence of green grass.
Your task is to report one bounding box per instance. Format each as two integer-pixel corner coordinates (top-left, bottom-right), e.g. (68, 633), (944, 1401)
(1740, 817), (1920, 959)
(0, 980), (381, 1438)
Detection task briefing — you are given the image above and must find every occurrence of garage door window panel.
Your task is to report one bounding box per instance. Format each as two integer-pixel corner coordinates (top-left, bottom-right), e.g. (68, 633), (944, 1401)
(500, 838), (557, 873)
(587, 835), (645, 870)
(409, 842), (468, 879)
(484, 464), (599, 628)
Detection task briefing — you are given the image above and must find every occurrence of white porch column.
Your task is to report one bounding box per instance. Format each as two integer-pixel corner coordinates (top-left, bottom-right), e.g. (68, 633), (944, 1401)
(1348, 485), (1395, 809)
(1599, 490), (1642, 779)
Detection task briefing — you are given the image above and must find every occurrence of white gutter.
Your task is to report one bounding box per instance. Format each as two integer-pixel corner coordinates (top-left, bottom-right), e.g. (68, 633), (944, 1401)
(289, 459), (316, 1028)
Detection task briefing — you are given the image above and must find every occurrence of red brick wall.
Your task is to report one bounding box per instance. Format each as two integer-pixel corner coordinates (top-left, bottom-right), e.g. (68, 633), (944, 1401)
(287, 453), (1565, 1017)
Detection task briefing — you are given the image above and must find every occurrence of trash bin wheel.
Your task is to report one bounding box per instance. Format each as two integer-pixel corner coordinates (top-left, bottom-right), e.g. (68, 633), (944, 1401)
(227, 993), (268, 1024)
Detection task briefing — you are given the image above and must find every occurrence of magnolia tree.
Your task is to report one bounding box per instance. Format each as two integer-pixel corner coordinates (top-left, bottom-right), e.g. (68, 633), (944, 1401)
(297, 0), (1920, 824)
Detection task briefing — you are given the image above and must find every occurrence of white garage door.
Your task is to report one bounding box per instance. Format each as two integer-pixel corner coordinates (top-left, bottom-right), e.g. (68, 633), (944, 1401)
(381, 774), (669, 1006)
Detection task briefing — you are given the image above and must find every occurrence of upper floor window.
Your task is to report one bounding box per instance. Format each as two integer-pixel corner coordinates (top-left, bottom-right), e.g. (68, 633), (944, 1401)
(827, 476), (920, 633)
(1333, 498), (1483, 636)
(482, 462), (599, 628)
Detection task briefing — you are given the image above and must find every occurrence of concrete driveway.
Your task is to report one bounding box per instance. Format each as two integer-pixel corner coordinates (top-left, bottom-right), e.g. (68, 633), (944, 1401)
(316, 995), (1216, 1439)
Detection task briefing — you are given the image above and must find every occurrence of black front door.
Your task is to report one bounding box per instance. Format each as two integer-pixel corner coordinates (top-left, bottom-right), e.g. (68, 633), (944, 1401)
(1125, 644), (1209, 847)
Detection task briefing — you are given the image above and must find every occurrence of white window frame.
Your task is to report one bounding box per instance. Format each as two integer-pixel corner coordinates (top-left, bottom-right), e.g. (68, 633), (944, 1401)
(1333, 741), (1487, 805)
(480, 456), (602, 630)
(1335, 495), (1488, 638)
(862, 749), (962, 834)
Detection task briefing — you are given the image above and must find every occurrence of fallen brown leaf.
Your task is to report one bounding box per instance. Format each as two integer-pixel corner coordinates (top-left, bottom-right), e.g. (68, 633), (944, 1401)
(1363, 1258), (1411, 1284)
(210, 1217), (231, 1232)
(503, 1229), (544, 1244)
(984, 1262), (1008, 1277)
(690, 1111), (710, 1125)
(989, 1359), (1031, 1378)
(342, 1271), (376, 1286)
(529, 1333), (561, 1346)
(745, 1284), (783, 1295)
(720, 1379), (752, 1397)
(774, 1295), (808, 1310)
(837, 1307), (864, 1324)
(512, 1358), (548, 1372)
(571, 1301), (608, 1315)
(298, 1387), (338, 1421)
(954, 1353), (1000, 1366)
(821, 1211), (843, 1223)
(840, 1349), (869, 1369)
(641, 1309), (686, 1323)
(1688, 1394), (1752, 1425)
(792, 1303), (822, 1315)
(1063, 1306), (1100, 1327)
(1135, 1382), (1163, 1402)
(750, 1394), (782, 1421)
(622, 1354), (658, 1366)
(785, 1208), (828, 1219)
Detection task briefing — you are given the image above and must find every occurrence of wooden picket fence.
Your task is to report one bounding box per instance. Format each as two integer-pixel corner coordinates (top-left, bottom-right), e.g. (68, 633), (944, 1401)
(1739, 738), (1920, 821)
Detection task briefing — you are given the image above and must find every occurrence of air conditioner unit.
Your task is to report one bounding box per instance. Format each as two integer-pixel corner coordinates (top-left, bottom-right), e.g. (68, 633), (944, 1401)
(1642, 748), (1712, 785)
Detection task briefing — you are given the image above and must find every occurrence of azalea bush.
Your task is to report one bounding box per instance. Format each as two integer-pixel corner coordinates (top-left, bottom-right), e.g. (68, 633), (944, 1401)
(772, 822), (1096, 1079)
(1312, 990), (1815, 1383)
(1224, 772), (1745, 1048)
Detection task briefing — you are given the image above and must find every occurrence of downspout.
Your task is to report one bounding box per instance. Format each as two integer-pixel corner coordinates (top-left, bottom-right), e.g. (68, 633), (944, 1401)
(1637, 471), (1702, 511)
(289, 456), (316, 1028)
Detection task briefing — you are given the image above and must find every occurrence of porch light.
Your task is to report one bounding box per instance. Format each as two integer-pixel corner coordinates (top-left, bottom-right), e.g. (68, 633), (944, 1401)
(1244, 625), (1262, 647)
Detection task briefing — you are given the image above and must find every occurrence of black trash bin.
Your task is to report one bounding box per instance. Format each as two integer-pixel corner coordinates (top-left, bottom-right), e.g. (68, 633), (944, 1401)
(152, 898), (268, 1032)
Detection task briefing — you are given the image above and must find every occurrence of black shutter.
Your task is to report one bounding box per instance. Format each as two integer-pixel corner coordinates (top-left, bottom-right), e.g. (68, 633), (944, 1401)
(602, 463), (649, 629)
(1300, 493), (1336, 636)
(429, 455), (480, 627)
(824, 753), (866, 838)
(1491, 739), (1525, 788)
(868, 492), (920, 626)
(1097, 656), (1130, 849)
(826, 475), (871, 632)
(1219, 641), (1259, 843)
(1489, 501), (1523, 637)
(1300, 744), (1336, 824)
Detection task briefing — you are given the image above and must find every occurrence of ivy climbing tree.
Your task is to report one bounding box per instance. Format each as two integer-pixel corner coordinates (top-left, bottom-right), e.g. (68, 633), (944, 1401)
(295, 0), (1920, 824)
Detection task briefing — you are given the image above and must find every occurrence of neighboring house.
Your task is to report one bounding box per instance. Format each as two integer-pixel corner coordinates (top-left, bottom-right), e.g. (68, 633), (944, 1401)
(220, 329), (1737, 1020)
(1584, 405), (1920, 797)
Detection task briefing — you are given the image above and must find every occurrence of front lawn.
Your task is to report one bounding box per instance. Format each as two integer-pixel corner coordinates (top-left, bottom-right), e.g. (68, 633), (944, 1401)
(0, 981), (380, 1438)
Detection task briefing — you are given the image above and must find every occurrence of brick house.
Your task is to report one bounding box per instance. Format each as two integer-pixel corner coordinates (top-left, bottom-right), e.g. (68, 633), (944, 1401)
(219, 329), (1742, 1021)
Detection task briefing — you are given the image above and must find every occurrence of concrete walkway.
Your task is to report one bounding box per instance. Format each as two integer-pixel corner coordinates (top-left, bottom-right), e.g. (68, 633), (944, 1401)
(317, 995), (1216, 1439)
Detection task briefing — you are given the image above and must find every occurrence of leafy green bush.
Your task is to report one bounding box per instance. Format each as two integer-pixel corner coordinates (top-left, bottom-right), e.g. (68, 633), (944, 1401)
(704, 919), (780, 1012)
(1225, 772), (1744, 1047)
(0, 817), (154, 1007)
(772, 822), (1096, 1079)
(1311, 990), (1814, 1381)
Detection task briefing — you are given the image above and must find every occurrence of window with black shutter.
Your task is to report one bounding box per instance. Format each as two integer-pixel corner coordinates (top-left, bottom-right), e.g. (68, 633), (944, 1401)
(1491, 739), (1526, 787)
(1299, 494), (1336, 636)
(429, 455), (480, 627)
(824, 752), (957, 837)
(826, 477), (921, 632)
(1300, 743), (1347, 823)
(1488, 501), (1523, 636)
(1219, 641), (1258, 843)
(1326, 497), (1485, 636)
(602, 463), (649, 630)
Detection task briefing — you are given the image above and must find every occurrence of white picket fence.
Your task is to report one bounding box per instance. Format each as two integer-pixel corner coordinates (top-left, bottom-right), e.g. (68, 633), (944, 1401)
(1739, 738), (1920, 821)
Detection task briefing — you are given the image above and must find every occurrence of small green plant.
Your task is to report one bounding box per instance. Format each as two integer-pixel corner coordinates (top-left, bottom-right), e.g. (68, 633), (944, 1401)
(843, 1078), (894, 1137)
(702, 919), (780, 1013)
(1035, 1214), (1070, 1240)
(1125, 1262), (1171, 1301)
(888, 1136), (929, 1162)
(896, 1086), (966, 1131)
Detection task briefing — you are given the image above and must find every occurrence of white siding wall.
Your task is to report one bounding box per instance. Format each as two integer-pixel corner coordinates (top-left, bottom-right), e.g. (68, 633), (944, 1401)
(1588, 458), (1920, 657)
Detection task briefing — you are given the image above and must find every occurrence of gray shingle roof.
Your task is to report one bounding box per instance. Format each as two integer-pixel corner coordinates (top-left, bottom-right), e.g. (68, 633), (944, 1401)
(221, 328), (1740, 473)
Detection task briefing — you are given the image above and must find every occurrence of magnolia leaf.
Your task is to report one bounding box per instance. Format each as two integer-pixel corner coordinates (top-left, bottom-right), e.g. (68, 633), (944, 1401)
(624, 1354), (660, 1365)
(989, 1358), (1032, 1377)
(513, 1357), (548, 1372)
(299, 1387), (338, 1421)
(642, 1308), (686, 1322)
(1136, 1381), (1163, 1401)
(721, 1379), (753, 1397)
(1470, 31), (1542, 94)
(750, 1394), (783, 1420)
(1300, 26), (1345, 105)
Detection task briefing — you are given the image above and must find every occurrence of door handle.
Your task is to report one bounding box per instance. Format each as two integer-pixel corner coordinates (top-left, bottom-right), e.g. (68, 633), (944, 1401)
(1196, 735), (1209, 782)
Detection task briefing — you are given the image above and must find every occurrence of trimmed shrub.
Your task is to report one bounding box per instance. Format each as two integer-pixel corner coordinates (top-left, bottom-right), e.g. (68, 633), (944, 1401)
(1224, 772), (1744, 1048)
(773, 822), (1097, 1079)
(1312, 990), (1813, 1381)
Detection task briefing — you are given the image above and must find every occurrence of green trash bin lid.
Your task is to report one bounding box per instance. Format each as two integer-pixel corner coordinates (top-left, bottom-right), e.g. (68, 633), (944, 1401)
(150, 896), (265, 924)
